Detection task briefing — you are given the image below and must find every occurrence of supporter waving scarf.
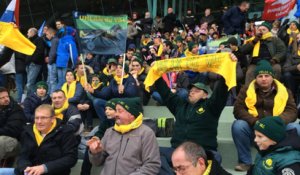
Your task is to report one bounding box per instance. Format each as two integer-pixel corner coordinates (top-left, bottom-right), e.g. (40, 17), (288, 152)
(114, 74), (129, 85)
(144, 52), (236, 92)
(114, 113), (143, 134)
(33, 119), (57, 146)
(245, 79), (288, 117)
(246, 32), (273, 57)
(53, 100), (69, 120)
(62, 81), (76, 99)
(287, 28), (299, 46)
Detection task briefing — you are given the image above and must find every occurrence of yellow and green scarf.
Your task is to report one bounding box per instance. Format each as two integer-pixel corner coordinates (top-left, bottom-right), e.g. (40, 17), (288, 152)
(246, 32), (273, 57)
(245, 79), (288, 117)
(76, 73), (87, 87)
(114, 113), (143, 134)
(62, 81), (76, 99)
(203, 160), (212, 175)
(287, 28), (299, 46)
(114, 74), (129, 85)
(33, 119), (57, 146)
(53, 100), (69, 120)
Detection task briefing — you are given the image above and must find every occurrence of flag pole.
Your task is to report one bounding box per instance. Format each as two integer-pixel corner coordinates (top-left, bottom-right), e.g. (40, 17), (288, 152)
(120, 53), (126, 85)
(80, 54), (88, 86)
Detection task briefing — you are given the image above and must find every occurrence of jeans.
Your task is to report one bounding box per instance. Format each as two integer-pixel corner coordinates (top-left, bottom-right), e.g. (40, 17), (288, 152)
(0, 168), (15, 175)
(26, 63), (42, 95)
(232, 120), (300, 165)
(47, 64), (57, 94)
(152, 91), (163, 105)
(56, 67), (67, 89)
(15, 73), (26, 103)
(176, 88), (188, 101)
(93, 98), (107, 122)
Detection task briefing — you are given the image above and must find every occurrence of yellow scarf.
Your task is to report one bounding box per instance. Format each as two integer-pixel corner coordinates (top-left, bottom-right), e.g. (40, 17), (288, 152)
(33, 119), (57, 146)
(114, 113), (143, 134)
(103, 67), (115, 76)
(76, 73), (87, 87)
(203, 160), (212, 175)
(114, 74), (129, 85)
(142, 39), (150, 46)
(287, 28), (300, 46)
(184, 49), (198, 57)
(62, 81), (76, 99)
(247, 32), (273, 57)
(298, 50), (300, 56)
(92, 82), (102, 90)
(245, 79), (288, 117)
(138, 67), (145, 75)
(53, 100), (69, 120)
(157, 44), (163, 56)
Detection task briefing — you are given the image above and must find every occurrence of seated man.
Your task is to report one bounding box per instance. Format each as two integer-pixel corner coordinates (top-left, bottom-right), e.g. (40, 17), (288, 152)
(23, 81), (51, 123)
(232, 60), (299, 171)
(247, 116), (300, 175)
(88, 98), (161, 175)
(0, 87), (25, 163)
(51, 89), (84, 136)
(172, 142), (231, 175)
(14, 104), (78, 175)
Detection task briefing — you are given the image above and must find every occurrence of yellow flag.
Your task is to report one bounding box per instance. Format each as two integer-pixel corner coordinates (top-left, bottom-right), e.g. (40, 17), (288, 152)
(144, 52), (237, 92)
(0, 22), (36, 55)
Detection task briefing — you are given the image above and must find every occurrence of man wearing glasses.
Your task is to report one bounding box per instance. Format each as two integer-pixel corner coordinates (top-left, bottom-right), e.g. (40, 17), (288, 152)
(171, 142), (230, 175)
(13, 104), (78, 175)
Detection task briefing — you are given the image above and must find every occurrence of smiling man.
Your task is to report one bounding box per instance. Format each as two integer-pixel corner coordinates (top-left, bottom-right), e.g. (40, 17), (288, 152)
(232, 60), (299, 171)
(88, 97), (160, 175)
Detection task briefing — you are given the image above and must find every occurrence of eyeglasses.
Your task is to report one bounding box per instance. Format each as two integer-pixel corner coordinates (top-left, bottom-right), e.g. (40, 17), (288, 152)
(34, 116), (52, 121)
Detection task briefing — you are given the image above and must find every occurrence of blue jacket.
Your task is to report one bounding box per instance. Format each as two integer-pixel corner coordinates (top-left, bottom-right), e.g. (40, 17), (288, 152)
(222, 6), (247, 35)
(23, 93), (52, 123)
(56, 35), (78, 68)
(101, 75), (139, 100)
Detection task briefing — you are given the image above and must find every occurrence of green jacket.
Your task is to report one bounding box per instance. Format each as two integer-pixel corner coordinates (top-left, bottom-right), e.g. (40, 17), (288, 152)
(248, 130), (300, 175)
(155, 77), (228, 150)
(241, 36), (286, 63)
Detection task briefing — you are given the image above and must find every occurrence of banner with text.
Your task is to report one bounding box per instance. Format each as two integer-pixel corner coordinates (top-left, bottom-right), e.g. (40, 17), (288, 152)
(144, 53), (237, 92)
(73, 12), (127, 55)
(262, 0), (296, 20)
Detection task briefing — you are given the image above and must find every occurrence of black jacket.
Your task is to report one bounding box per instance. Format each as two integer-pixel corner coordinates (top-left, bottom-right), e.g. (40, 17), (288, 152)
(222, 6), (247, 35)
(14, 51), (27, 73)
(163, 13), (177, 33)
(206, 151), (232, 175)
(23, 93), (51, 123)
(0, 98), (25, 139)
(15, 120), (78, 175)
(26, 35), (45, 65)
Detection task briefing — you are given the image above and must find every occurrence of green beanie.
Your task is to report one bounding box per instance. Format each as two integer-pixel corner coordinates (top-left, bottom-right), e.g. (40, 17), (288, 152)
(255, 60), (274, 77)
(260, 22), (272, 31)
(118, 63), (129, 74)
(254, 116), (286, 143)
(188, 42), (197, 51)
(133, 58), (143, 66)
(36, 81), (48, 92)
(105, 98), (119, 110)
(290, 21), (300, 30)
(116, 97), (143, 118)
(175, 36), (183, 42)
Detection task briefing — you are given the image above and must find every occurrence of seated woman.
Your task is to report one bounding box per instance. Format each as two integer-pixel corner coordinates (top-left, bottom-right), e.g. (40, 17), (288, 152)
(130, 58), (150, 105)
(61, 69), (84, 106)
(23, 81), (51, 123)
(247, 116), (300, 175)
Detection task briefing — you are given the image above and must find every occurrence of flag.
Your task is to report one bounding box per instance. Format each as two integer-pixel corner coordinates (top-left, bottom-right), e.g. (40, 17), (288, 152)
(144, 53), (237, 92)
(73, 11), (128, 55)
(0, 0), (20, 26)
(262, 0), (296, 20)
(295, 0), (300, 17)
(38, 21), (46, 37)
(0, 22), (36, 55)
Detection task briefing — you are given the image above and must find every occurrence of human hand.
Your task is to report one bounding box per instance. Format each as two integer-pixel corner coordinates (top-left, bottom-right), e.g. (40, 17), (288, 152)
(87, 137), (102, 154)
(24, 165), (45, 175)
(252, 33), (262, 44)
(230, 53), (238, 62)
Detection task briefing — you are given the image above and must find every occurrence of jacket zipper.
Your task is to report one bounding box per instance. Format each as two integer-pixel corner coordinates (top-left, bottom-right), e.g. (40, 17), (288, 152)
(122, 138), (129, 156)
(114, 135), (123, 175)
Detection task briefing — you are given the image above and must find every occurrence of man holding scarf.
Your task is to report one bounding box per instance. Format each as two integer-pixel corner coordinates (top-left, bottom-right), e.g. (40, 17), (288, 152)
(88, 97), (161, 175)
(232, 60), (299, 171)
(242, 22), (286, 85)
